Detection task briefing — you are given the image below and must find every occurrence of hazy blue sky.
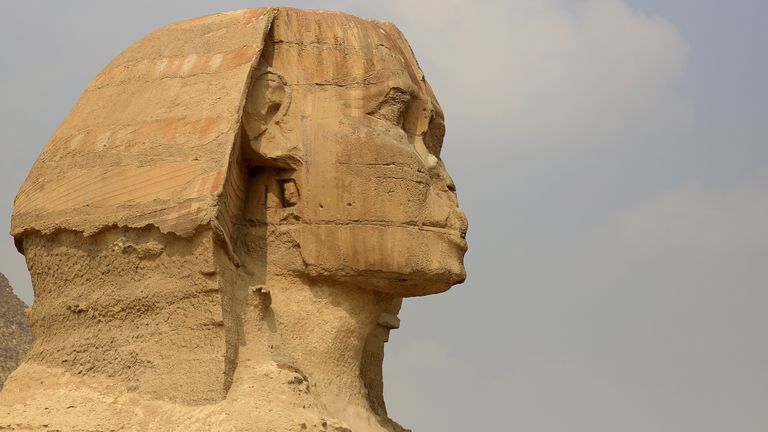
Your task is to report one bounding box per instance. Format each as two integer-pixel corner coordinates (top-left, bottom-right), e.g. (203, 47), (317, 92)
(1, 1), (766, 430)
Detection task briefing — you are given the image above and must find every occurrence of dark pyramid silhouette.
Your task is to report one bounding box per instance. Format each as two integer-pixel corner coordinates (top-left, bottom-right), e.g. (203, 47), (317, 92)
(0, 272), (31, 389)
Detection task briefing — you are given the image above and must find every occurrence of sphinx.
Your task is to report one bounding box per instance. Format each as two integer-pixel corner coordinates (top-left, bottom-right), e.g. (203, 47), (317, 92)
(0, 8), (467, 431)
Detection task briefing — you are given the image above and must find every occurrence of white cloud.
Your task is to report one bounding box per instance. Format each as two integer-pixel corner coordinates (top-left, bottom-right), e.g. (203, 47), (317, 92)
(561, 170), (768, 290)
(614, 177), (768, 260)
(393, 0), (692, 148)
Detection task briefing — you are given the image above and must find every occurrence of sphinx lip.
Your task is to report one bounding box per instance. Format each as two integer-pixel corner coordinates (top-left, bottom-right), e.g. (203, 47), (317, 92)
(449, 233), (468, 251)
(460, 231), (467, 239)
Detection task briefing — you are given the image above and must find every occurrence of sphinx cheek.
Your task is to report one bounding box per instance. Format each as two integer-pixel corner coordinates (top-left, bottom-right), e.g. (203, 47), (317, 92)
(422, 189), (452, 229)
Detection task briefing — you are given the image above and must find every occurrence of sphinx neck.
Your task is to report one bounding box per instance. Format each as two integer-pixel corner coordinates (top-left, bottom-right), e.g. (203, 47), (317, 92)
(265, 275), (394, 417)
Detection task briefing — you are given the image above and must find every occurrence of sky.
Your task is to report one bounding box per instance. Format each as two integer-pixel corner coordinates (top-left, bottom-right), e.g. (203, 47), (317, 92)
(1, 1), (767, 430)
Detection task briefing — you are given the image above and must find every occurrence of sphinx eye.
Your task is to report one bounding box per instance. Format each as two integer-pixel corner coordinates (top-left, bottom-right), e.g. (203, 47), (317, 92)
(424, 117), (445, 157)
(367, 87), (411, 129)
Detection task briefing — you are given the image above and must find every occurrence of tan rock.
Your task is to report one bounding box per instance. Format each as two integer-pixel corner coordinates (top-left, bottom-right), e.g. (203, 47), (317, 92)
(1, 7), (467, 431)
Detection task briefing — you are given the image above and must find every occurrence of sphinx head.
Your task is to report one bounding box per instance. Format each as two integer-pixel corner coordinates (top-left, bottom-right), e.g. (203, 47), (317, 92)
(5, 9), (468, 426)
(240, 11), (468, 296)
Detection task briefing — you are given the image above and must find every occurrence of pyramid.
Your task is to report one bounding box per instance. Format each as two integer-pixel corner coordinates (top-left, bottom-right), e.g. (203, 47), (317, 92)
(0, 272), (31, 389)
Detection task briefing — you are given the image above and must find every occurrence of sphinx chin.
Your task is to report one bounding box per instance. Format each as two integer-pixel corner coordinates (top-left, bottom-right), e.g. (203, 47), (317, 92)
(296, 224), (467, 296)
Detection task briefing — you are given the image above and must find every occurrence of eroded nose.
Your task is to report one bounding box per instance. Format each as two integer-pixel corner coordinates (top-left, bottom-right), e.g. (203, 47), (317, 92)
(445, 172), (456, 193)
(429, 159), (457, 198)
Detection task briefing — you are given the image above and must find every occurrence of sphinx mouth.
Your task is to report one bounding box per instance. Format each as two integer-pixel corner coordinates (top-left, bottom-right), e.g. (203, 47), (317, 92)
(294, 221), (467, 244)
(416, 224), (466, 239)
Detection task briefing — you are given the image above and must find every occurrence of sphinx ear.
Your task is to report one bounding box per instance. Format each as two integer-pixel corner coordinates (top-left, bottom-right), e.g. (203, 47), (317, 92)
(242, 66), (301, 168)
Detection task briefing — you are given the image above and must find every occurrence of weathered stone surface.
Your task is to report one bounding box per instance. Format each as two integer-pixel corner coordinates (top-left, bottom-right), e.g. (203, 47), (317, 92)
(11, 8), (277, 239)
(0, 273), (31, 390)
(0, 7), (467, 431)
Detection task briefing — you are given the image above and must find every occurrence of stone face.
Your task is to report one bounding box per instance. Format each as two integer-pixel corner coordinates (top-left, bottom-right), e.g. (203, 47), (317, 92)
(0, 7), (467, 431)
(0, 273), (31, 390)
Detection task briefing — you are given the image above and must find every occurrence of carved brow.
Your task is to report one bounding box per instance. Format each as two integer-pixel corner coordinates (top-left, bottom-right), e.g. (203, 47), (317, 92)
(366, 87), (412, 128)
